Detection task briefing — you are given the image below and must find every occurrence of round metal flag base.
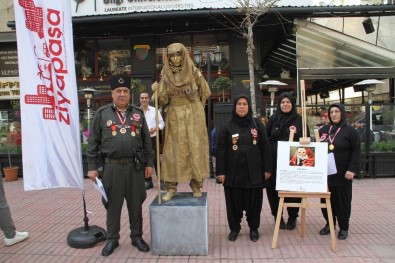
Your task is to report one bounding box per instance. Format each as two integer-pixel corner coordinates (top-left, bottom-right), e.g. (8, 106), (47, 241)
(67, 225), (107, 249)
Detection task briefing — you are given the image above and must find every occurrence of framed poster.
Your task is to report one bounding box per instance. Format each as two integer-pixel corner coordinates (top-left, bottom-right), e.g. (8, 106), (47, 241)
(276, 141), (328, 193)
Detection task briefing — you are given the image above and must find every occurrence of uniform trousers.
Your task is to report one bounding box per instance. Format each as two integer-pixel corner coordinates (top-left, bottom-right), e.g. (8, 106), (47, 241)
(320, 184), (352, 231)
(102, 162), (146, 241)
(0, 178), (16, 238)
(224, 186), (263, 232)
(266, 175), (301, 219)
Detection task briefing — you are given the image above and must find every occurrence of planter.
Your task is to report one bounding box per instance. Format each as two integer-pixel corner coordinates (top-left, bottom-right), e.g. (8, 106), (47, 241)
(371, 152), (395, 177)
(0, 153), (23, 178)
(3, 166), (19, 182)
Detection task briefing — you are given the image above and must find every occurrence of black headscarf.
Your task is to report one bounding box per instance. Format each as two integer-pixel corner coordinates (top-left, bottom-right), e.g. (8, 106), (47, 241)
(273, 92), (298, 128)
(328, 103), (347, 134)
(232, 94), (253, 127)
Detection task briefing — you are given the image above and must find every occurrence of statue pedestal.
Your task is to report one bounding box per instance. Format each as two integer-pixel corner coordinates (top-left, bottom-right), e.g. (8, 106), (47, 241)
(149, 192), (208, 255)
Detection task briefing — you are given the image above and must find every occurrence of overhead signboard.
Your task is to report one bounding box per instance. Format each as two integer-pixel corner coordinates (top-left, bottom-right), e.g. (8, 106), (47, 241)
(71, 0), (316, 17)
(0, 77), (19, 100)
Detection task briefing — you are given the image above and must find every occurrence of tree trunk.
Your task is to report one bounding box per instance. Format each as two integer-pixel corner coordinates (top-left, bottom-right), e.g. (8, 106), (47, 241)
(246, 16), (257, 117)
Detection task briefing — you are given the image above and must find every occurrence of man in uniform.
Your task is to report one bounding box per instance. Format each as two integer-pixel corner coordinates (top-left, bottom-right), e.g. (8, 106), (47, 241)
(87, 74), (154, 257)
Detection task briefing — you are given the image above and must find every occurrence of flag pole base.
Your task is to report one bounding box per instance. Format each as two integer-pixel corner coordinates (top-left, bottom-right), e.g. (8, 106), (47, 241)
(67, 225), (106, 249)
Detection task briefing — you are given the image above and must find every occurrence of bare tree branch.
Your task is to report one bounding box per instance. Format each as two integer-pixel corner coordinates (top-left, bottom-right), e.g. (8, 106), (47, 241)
(234, 0), (280, 117)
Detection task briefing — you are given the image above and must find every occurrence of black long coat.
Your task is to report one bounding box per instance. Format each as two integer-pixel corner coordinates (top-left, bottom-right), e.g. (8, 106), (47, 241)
(216, 118), (272, 188)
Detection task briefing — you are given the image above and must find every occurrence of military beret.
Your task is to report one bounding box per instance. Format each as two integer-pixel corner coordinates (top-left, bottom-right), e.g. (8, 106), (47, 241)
(109, 74), (131, 90)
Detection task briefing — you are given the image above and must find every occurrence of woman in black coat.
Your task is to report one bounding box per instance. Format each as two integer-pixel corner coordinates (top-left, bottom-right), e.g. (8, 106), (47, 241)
(318, 103), (360, 240)
(266, 92), (308, 230)
(216, 94), (272, 242)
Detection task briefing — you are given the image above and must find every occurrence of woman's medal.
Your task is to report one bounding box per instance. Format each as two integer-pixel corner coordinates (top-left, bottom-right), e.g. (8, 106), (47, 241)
(251, 128), (258, 145)
(328, 125), (341, 151)
(232, 134), (239, 151)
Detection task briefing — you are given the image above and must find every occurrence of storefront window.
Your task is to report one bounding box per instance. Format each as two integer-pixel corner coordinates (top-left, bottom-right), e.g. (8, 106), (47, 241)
(74, 39), (96, 78)
(97, 38), (131, 77)
(0, 109), (21, 154)
(155, 33), (230, 73)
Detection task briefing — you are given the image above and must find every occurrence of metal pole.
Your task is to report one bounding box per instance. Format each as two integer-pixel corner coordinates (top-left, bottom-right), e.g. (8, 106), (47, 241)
(207, 51), (214, 178)
(86, 98), (91, 133)
(154, 85), (162, 204)
(270, 91), (275, 116)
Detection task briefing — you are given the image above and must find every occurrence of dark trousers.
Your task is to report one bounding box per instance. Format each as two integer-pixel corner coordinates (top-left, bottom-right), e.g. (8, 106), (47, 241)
(102, 162), (146, 241)
(224, 186), (263, 232)
(146, 136), (158, 182)
(321, 184), (352, 231)
(266, 175), (300, 219)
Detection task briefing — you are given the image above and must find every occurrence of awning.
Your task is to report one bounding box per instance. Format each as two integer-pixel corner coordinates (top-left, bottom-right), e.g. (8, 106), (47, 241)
(263, 18), (395, 94)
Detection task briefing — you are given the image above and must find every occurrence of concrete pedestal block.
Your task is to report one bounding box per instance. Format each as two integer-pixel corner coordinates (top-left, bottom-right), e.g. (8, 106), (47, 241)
(149, 192), (208, 255)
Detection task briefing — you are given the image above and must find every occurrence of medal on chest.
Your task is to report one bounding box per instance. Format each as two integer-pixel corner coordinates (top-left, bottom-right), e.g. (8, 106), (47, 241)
(251, 128), (258, 145)
(328, 125), (341, 151)
(131, 125), (136, 137)
(111, 124), (117, 136)
(232, 134), (239, 151)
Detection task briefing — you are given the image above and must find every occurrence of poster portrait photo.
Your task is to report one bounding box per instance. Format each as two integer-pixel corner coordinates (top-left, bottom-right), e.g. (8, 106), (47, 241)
(289, 146), (315, 167)
(276, 142), (328, 192)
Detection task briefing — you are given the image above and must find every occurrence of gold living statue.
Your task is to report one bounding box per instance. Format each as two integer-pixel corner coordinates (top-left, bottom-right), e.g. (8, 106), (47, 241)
(152, 43), (211, 201)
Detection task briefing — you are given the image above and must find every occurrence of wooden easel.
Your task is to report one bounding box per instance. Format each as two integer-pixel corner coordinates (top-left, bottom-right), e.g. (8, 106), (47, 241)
(271, 80), (337, 252)
(271, 191), (337, 252)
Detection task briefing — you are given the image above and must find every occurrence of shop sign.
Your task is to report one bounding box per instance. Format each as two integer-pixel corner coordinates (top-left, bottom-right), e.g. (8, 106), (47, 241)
(0, 77), (20, 100)
(78, 81), (111, 95)
(0, 44), (19, 77)
(71, 0), (367, 17)
(134, 45), (150, 61)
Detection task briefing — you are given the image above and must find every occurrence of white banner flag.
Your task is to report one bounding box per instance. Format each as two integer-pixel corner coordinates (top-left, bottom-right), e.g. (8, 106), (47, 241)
(14, 0), (84, 190)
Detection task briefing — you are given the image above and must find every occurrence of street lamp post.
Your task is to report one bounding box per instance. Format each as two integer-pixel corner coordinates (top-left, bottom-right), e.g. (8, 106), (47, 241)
(354, 79), (385, 172)
(258, 80), (288, 116)
(193, 47), (222, 178)
(78, 88), (98, 142)
(354, 79), (384, 133)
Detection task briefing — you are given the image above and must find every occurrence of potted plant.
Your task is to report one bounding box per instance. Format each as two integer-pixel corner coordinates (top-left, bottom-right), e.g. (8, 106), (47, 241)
(130, 78), (146, 102)
(1, 123), (21, 181)
(212, 76), (232, 102)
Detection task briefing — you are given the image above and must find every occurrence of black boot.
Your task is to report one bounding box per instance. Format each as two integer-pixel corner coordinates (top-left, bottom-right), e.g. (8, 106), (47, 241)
(274, 216), (286, 230)
(286, 217), (297, 230)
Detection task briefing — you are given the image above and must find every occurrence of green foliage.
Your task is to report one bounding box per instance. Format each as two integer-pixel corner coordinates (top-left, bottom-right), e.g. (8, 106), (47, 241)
(131, 78), (146, 92)
(211, 76), (232, 91)
(370, 141), (395, 152)
(81, 143), (88, 154)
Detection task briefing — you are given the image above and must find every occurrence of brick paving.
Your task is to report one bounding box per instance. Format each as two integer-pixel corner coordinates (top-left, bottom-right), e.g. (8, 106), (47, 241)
(1, 176), (395, 262)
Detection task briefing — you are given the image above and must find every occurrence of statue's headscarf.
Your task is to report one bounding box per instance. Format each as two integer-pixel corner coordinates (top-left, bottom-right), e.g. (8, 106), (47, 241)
(161, 43), (195, 90)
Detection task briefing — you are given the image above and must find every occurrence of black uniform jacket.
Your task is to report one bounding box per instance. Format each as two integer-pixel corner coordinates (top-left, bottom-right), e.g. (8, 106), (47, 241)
(216, 118), (272, 188)
(87, 103), (154, 171)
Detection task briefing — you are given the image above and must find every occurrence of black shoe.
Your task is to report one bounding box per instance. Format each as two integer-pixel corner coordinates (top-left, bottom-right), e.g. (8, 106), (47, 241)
(274, 216), (286, 230)
(250, 229), (259, 242)
(145, 180), (153, 190)
(132, 238), (150, 252)
(338, 229), (348, 240)
(319, 225), (331, 235)
(286, 217), (297, 230)
(228, 230), (239, 241)
(101, 241), (119, 256)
